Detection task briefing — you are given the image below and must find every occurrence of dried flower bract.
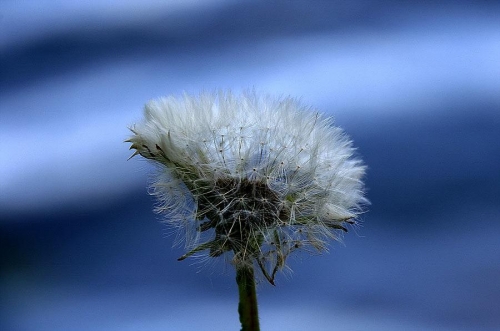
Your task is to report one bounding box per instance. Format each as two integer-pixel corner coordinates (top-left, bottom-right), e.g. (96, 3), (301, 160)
(127, 91), (366, 284)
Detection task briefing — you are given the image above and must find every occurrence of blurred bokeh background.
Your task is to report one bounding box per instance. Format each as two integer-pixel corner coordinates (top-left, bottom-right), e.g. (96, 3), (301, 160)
(1, 1), (499, 330)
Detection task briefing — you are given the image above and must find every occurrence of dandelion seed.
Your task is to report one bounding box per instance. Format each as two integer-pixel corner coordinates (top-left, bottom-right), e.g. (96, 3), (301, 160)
(127, 90), (367, 282)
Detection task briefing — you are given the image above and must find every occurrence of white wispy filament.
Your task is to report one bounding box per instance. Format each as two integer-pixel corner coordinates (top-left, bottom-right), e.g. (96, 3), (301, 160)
(127, 91), (366, 284)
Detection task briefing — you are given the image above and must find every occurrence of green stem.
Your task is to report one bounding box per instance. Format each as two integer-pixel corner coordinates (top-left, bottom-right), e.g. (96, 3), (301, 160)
(236, 265), (260, 331)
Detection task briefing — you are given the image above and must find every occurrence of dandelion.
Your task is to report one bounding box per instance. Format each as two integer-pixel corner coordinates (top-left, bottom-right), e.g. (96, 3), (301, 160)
(127, 90), (366, 331)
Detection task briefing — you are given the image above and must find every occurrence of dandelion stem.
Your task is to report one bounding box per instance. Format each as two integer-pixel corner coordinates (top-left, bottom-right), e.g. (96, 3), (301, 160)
(236, 265), (260, 331)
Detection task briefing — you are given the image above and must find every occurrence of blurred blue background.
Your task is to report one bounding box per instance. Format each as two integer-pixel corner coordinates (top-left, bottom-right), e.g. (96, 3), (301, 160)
(1, 1), (499, 330)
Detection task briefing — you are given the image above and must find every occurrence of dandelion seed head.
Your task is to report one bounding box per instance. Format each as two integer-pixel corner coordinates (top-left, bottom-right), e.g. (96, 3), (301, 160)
(128, 90), (367, 284)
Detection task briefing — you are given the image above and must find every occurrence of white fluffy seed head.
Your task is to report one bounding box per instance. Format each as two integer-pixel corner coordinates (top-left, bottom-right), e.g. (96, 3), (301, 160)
(127, 90), (367, 284)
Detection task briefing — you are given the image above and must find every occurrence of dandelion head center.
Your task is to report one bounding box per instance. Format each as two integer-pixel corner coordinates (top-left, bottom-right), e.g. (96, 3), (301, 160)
(197, 177), (287, 255)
